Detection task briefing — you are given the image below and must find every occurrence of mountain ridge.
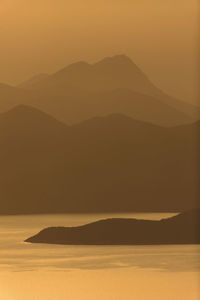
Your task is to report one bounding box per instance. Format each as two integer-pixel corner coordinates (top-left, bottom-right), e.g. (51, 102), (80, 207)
(0, 55), (198, 126)
(0, 105), (198, 215)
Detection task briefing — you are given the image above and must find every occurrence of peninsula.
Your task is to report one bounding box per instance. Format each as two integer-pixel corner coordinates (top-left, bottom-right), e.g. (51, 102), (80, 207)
(25, 210), (200, 245)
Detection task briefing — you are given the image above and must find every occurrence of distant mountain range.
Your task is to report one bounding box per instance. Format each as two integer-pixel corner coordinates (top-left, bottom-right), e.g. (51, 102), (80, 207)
(0, 105), (199, 214)
(0, 55), (199, 126)
(25, 210), (200, 245)
(18, 73), (50, 89)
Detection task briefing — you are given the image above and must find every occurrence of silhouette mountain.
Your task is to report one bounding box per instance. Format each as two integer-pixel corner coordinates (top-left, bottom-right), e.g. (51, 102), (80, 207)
(0, 55), (199, 126)
(18, 73), (50, 89)
(25, 210), (200, 245)
(0, 105), (199, 214)
(0, 83), (28, 111)
(0, 104), (67, 141)
(24, 54), (199, 121)
(50, 55), (158, 94)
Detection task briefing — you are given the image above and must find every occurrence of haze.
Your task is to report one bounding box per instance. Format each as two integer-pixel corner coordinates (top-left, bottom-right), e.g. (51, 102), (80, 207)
(0, 0), (199, 103)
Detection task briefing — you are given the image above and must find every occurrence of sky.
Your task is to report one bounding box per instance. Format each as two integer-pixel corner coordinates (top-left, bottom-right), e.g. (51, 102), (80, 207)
(0, 0), (199, 104)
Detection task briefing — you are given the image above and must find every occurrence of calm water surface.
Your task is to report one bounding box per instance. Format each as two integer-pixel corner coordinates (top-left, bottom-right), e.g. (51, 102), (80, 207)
(0, 213), (199, 300)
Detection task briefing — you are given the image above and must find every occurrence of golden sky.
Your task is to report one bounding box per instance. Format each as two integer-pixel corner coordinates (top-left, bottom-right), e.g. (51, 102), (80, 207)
(0, 0), (199, 103)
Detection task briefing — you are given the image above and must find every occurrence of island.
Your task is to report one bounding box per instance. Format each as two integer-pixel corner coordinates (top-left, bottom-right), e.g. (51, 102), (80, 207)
(25, 210), (200, 245)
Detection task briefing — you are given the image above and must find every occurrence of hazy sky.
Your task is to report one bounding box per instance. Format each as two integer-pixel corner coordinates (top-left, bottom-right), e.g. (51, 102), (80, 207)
(0, 0), (199, 103)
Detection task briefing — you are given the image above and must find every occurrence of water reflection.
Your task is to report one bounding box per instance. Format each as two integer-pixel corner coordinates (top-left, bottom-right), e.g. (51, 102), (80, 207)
(0, 214), (199, 273)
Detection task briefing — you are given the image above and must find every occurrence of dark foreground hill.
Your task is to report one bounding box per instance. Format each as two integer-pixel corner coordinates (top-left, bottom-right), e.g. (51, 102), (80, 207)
(25, 210), (200, 245)
(0, 105), (199, 214)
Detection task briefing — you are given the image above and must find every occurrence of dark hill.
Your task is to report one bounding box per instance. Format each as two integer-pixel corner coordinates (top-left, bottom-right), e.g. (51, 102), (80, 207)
(25, 210), (200, 245)
(0, 105), (68, 143)
(0, 83), (28, 111)
(0, 106), (199, 214)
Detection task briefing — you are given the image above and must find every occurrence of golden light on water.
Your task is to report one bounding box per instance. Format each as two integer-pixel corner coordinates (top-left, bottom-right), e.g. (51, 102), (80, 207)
(0, 214), (199, 300)
(0, 1), (199, 299)
(0, 269), (200, 300)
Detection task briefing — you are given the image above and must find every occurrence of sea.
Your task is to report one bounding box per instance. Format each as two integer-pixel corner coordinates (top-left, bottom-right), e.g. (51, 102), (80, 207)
(0, 213), (199, 300)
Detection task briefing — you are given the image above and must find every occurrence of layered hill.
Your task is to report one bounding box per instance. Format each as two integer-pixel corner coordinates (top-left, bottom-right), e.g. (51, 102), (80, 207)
(0, 55), (199, 126)
(25, 210), (200, 245)
(18, 73), (50, 89)
(0, 83), (28, 111)
(0, 105), (199, 214)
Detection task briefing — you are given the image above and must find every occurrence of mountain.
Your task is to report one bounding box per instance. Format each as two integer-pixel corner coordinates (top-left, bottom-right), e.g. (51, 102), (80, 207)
(18, 73), (50, 89)
(0, 106), (198, 214)
(0, 83), (28, 111)
(0, 55), (199, 126)
(25, 210), (200, 245)
(24, 54), (199, 121)
(46, 55), (159, 95)
(0, 104), (68, 142)
(26, 87), (194, 126)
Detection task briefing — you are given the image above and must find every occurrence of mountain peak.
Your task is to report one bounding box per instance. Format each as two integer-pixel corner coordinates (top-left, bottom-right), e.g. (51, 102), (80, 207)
(55, 55), (136, 75)
(5, 104), (43, 115)
(55, 61), (91, 76)
(100, 54), (133, 63)
(94, 54), (135, 67)
(3, 105), (65, 125)
(1, 105), (67, 133)
(69, 61), (91, 68)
